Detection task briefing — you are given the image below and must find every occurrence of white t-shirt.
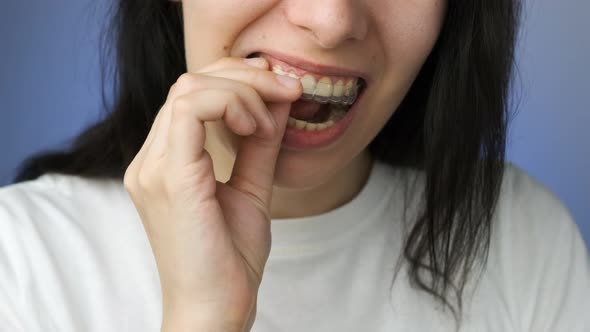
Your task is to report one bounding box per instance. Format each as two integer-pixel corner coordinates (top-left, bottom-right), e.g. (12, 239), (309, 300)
(0, 160), (588, 332)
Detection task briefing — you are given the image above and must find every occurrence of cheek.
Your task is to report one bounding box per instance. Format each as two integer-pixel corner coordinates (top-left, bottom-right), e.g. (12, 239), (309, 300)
(373, 1), (446, 92)
(385, 0), (445, 63)
(381, 1), (446, 68)
(359, 1), (446, 129)
(181, 0), (277, 71)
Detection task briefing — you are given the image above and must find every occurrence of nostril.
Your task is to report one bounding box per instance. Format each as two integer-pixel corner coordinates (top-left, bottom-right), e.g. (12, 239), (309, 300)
(246, 53), (260, 59)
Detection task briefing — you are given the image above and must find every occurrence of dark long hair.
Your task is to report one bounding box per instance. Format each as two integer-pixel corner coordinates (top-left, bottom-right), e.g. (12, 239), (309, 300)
(14, 0), (521, 322)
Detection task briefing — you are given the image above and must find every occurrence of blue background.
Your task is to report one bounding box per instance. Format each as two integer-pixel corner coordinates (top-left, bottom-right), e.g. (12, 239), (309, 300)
(1, 1), (588, 247)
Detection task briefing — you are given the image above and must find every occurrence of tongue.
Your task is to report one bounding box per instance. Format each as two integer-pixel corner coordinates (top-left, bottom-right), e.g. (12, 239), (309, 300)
(289, 99), (322, 121)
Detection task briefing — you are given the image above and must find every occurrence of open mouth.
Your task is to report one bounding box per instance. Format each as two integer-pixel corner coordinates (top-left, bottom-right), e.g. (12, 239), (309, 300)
(246, 52), (367, 131)
(286, 79), (366, 130)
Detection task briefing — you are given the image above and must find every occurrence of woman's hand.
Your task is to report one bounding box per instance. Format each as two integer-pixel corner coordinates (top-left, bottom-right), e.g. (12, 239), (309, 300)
(123, 56), (302, 332)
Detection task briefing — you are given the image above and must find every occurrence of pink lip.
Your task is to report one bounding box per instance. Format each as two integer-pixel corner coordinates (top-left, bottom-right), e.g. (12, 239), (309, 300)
(247, 50), (370, 83)
(241, 49), (369, 151)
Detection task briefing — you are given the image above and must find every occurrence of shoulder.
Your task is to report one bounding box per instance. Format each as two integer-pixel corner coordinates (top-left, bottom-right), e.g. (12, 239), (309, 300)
(494, 162), (581, 245)
(499, 161), (561, 208)
(491, 161), (586, 265)
(485, 162), (589, 330)
(0, 174), (109, 329)
(0, 172), (132, 267)
(0, 175), (159, 330)
(0, 173), (138, 274)
(375, 160), (579, 236)
(0, 173), (127, 221)
(0, 172), (124, 198)
(0, 173), (141, 254)
(0, 174), (72, 220)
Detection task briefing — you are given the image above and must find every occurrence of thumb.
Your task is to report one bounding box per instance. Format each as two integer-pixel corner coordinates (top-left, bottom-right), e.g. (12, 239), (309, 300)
(227, 102), (291, 211)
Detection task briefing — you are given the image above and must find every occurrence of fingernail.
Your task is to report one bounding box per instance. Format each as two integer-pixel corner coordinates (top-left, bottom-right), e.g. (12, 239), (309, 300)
(276, 74), (301, 89)
(243, 57), (267, 68)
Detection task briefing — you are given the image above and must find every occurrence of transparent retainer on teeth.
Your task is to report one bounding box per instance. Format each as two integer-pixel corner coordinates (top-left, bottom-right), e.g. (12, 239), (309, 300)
(300, 81), (362, 106)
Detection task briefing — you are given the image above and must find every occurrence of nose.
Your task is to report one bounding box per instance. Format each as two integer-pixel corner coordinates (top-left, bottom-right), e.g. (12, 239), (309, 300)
(284, 0), (369, 49)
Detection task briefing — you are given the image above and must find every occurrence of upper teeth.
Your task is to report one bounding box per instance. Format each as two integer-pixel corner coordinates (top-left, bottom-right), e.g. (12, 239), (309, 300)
(271, 65), (361, 105)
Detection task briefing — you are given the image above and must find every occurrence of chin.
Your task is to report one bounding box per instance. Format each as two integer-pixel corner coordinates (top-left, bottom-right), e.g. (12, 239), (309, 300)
(271, 153), (331, 190)
(272, 170), (323, 191)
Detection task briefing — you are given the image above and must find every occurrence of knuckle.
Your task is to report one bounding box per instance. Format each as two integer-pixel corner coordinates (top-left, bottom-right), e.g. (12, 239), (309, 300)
(168, 82), (182, 97)
(226, 90), (241, 107)
(171, 95), (191, 116)
(169, 73), (202, 98)
(123, 166), (136, 191)
(175, 72), (199, 87)
(242, 84), (257, 98)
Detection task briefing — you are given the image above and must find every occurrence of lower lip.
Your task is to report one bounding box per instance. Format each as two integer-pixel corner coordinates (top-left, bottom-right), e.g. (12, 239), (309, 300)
(281, 89), (366, 151)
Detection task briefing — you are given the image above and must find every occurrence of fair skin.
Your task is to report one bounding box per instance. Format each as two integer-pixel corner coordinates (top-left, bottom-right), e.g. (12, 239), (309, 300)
(184, 0), (446, 218)
(124, 1), (446, 331)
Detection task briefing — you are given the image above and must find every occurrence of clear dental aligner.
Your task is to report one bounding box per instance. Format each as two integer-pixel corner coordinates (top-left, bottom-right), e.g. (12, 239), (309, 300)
(271, 66), (363, 106)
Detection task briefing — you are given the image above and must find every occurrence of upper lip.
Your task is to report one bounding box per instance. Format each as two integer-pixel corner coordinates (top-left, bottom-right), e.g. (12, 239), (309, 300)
(246, 50), (370, 83)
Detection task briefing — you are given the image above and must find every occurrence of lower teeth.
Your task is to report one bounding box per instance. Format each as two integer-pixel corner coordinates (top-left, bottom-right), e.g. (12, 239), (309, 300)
(287, 104), (349, 131)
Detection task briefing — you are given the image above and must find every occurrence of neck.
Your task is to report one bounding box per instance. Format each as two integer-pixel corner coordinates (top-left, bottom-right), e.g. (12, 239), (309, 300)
(269, 150), (373, 219)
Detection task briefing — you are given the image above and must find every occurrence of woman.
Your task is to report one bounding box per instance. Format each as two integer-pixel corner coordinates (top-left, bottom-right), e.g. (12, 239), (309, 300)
(1, 0), (588, 331)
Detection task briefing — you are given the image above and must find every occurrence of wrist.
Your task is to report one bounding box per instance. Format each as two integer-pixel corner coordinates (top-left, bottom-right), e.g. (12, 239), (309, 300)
(161, 303), (244, 332)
